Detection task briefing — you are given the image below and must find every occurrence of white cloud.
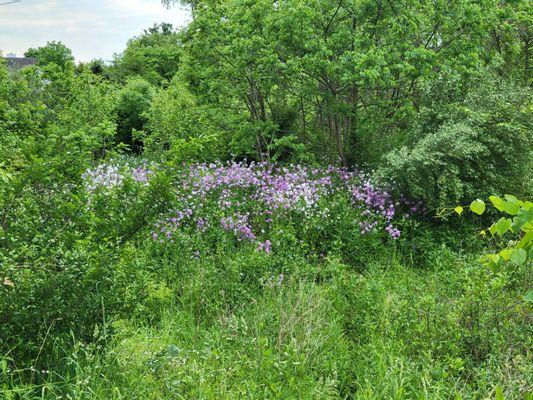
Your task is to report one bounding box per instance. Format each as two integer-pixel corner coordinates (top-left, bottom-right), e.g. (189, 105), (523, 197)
(0, 0), (190, 61)
(106, 0), (170, 17)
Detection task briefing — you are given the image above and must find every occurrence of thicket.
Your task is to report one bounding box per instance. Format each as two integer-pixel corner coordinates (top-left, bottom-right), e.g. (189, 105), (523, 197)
(1, 0), (532, 397)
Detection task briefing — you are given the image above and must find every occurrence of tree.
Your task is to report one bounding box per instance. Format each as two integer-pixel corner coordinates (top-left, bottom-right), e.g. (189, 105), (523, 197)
(111, 23), (182, 85)
(24, 41), (75, 70)
(167, 0), (519, 165)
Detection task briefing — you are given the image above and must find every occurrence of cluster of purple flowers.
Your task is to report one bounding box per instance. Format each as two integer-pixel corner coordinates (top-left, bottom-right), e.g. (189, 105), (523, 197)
(220, 213), (256, 241)
(256, 240), (272, 254)
(149, 161), (416, 252)
(152, 208), (194, 241)
(349, 179), (400, 236)
(182, 162), (334, 214)
(385, 224), (401, 239)
(132, 165), (154, 185)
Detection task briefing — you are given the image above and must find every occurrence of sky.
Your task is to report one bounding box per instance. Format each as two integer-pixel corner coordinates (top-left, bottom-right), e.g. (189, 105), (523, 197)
(0, 0), (190, 62)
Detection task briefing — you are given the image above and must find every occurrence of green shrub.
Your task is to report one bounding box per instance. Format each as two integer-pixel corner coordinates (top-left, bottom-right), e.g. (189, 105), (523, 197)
(143, 78), (220, 159)
(378, 74), (532, 209)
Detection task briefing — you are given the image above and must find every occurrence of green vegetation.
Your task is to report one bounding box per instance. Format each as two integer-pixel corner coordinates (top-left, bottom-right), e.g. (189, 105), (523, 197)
(1, 0), (532, 398)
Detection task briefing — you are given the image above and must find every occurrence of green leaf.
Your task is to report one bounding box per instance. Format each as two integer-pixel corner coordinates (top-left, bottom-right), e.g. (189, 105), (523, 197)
(513, 208), (532, 230)
(470, 199), (485, 215)
(498, 248), (512, 261)
(502, 201), (520, 215)
(454, 206), (464, 215)
(523, 290), (533, 303)
(510, 248), (527, 266)
(490, 217), (512, 236)
(495, 386), (504, 400)
(517, 230), (533, 249)
(489, 195), (505, 212)
(504, 194), (518, 203)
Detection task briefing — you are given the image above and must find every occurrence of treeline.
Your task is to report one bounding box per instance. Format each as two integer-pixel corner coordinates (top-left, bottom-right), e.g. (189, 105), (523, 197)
(1, 0), (531, 208)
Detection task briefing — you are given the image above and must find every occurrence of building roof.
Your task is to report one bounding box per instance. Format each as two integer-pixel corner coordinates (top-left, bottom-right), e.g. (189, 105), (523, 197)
(2, 57), (37, 70)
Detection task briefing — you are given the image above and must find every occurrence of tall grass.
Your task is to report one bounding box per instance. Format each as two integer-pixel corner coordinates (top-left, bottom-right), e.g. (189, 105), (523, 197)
(3, 247), (531, 399)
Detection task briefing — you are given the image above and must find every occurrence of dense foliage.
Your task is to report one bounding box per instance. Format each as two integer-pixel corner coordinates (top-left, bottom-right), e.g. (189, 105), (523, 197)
(1, 0), (532, 397)
(24, 41), (75, 70)
(110, 23), (182, 85)
(379, 74), (532, 208)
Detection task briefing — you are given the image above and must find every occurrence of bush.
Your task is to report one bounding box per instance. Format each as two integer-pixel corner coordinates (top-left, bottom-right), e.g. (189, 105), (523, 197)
(143, 78), (220, 159)
(378, 74), (532, 209)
